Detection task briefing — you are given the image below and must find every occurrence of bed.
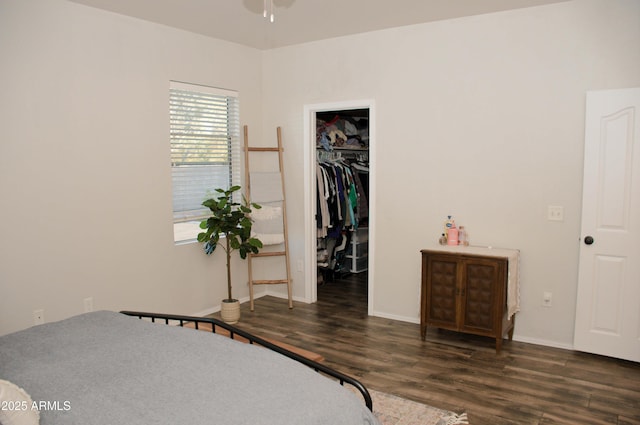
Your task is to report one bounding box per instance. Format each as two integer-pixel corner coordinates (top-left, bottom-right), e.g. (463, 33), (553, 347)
(0, 310), (379, 425)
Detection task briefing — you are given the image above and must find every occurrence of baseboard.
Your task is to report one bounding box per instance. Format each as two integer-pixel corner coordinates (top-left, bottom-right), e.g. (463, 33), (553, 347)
(371, 310), (420, 324)
(264, 290), (308, 304)
(511, 335), (574, 351)
(190, 306), (218, 317)
(190, 291), (304, 318)
(190, 294), (254, 317)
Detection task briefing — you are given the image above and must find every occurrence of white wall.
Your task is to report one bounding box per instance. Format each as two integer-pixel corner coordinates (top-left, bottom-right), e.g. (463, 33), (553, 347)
(261, 0), (640, 347)
(2, 0), (639, 349)
(0, 0), (263, 335)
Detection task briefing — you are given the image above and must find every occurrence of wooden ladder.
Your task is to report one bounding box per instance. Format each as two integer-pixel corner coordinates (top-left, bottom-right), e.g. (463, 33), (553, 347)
(244, 125), (293, 311)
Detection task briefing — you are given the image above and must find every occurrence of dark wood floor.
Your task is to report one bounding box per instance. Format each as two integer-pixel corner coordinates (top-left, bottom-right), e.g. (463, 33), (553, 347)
(223, 274), (640, 425)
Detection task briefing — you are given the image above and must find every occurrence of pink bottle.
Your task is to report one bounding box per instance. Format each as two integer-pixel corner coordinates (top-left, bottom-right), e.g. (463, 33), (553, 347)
(447, 227), (459, 246)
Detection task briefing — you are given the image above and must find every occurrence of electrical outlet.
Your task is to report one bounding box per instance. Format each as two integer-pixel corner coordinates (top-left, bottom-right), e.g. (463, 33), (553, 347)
(84, 297), (94, 313)
(547, 206), (564, 221)
(33, 309), (44, 325)
(543, 292), (552, 307)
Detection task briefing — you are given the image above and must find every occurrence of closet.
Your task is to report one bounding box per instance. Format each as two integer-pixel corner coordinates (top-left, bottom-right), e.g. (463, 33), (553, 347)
(315, 109), (369, 285)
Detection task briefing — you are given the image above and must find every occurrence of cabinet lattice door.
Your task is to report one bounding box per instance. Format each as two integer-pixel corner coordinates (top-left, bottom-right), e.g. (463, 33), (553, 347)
(427, 258), (458, 327)
(461, 260), (500, 333)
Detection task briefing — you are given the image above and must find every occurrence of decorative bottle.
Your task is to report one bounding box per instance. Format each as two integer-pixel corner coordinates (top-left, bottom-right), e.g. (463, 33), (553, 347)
(444, 216), (455, 234)
(458, 226), (468, 246)
(447, 226), (459, 246)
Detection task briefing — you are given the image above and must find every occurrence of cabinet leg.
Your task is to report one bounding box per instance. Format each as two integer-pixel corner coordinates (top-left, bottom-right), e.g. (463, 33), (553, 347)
(420, 325), (426, 341)
(508, 315), (516, 341)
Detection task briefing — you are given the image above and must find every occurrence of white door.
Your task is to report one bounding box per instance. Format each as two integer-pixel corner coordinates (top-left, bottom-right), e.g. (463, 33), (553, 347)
(574, 88), (640, 362)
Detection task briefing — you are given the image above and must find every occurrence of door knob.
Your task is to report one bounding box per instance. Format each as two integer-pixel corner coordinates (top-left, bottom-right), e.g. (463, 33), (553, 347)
(584, 236), (594, 245)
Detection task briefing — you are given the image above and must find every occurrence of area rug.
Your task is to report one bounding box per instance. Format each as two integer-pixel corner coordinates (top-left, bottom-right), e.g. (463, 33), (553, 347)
(370, 389), (469, 425)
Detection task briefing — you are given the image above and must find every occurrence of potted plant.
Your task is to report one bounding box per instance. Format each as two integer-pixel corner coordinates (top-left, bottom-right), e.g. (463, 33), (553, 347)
(197, 185), (263, 324)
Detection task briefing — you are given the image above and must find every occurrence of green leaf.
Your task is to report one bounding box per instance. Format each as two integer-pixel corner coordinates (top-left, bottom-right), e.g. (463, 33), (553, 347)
(249, 238), (263, 248)
(238, 227), (250, 239)
(202, 199), (216, 209)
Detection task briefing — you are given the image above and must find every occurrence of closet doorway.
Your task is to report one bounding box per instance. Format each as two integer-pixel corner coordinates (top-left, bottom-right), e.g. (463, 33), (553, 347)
(303, 100), (375, 316)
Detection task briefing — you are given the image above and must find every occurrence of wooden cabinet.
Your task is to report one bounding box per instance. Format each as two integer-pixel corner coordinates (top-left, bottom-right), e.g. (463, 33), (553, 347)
(420, 248), (519, 353)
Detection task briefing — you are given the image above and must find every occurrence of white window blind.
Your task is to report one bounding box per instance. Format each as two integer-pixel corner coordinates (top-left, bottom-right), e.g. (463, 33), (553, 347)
(169, 81), (240, 242)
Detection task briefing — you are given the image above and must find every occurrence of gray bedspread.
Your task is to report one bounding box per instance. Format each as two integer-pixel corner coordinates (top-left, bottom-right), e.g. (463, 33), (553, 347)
(0, 311), (379, 425)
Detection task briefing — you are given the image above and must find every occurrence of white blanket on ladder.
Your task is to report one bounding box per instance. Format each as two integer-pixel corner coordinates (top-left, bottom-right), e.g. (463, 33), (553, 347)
(251, 202), (284, 245)
(249, 172), (285, 246)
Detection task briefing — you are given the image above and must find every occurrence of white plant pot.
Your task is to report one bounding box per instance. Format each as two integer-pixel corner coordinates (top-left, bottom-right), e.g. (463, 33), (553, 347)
(220, 299), (241, 324)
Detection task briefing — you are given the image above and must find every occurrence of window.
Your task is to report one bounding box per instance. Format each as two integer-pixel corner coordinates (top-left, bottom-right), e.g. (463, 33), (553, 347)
(169, 81), (240, 242)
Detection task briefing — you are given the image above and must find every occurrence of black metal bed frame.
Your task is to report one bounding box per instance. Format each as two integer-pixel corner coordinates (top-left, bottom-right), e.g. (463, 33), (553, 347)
(120, 310), (373, 411)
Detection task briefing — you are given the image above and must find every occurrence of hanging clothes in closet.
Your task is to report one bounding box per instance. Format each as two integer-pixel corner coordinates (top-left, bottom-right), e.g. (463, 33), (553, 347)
(316, 151), (369, 275)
